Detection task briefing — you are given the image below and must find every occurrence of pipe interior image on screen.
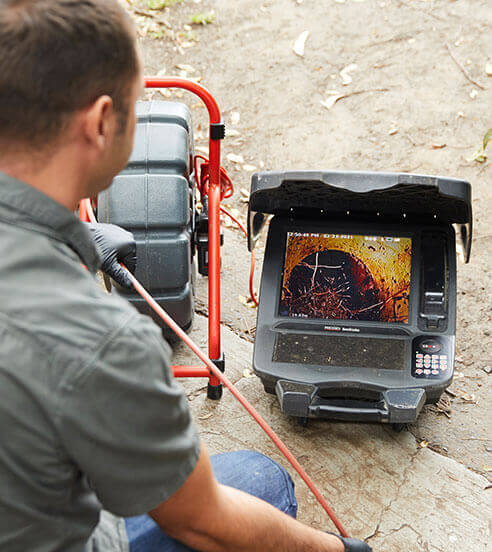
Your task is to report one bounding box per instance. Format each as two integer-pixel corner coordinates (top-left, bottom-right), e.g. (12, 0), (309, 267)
(279, 232), (412, 324)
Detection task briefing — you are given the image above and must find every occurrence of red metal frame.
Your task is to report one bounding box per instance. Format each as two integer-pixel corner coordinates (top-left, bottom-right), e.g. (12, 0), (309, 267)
(80, 77), (223, 386)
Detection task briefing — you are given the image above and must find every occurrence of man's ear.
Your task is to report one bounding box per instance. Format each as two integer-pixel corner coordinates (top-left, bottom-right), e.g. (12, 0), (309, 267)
(83, 95), (116, 151)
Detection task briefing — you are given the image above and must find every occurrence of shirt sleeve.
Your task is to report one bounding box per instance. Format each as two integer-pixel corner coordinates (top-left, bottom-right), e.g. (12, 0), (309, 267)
(57, 313), (201, 517)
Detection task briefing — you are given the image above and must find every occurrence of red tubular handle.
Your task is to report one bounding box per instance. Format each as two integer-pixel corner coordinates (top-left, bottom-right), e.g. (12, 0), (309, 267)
(145, 78), (222, 369)
(82, 78), (224, 385)
(172, 366), (211, 378)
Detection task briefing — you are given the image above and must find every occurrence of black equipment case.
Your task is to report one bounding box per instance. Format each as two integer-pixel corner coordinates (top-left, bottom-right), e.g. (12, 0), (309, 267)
(98, 101), (196, 335)
(248, 171), (472, 426)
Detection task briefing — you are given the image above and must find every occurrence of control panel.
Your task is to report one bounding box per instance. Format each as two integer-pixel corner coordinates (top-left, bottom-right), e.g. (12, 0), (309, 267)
(412, 336), (453, 379)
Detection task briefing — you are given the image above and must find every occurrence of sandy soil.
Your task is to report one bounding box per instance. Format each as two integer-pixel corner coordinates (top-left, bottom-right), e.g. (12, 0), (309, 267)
(130, 0), (491, 480)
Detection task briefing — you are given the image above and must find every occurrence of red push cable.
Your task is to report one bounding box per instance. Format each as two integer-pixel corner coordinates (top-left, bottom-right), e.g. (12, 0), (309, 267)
(81, 197), (348, 536)
(194, 155), (258, 307)
(220, 206), (258, 307)
(124, 267), (349, 538)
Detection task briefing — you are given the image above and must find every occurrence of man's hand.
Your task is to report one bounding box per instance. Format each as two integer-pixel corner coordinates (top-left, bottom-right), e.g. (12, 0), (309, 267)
(86, 223), (136, 289)
(150, 443), (351, 552)
(329, 534), (373, 552)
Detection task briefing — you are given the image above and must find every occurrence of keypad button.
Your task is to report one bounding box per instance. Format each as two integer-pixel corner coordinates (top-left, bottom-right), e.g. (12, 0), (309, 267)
(415, 369), (423, 375)
(432, 369), (439, 375)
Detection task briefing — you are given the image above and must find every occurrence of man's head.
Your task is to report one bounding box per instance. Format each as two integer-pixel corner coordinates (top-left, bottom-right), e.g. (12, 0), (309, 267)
(0, 0), (142, 203)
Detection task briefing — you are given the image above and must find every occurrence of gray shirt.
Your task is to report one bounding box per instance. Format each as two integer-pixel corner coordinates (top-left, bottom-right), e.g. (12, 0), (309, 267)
(0, 172), (201, 551)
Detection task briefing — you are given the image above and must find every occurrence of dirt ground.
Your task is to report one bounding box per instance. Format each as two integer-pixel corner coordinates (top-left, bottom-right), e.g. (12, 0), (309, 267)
(129, 0), (491, 488)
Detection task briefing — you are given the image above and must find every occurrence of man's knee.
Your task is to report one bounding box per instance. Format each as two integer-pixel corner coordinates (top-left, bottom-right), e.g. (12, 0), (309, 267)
(211, 450), (298, 518)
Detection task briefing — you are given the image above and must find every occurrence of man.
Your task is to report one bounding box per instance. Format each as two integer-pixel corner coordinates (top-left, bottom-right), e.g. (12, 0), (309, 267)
(0, 1), (372, 551)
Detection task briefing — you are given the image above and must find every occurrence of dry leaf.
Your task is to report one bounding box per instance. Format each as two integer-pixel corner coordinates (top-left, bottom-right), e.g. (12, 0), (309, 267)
(431, 144), (447, 149)
(231, 111), (241, 125)
(389, 126), (399, 136)
(340, 63), (357, 85)
(175, 63), (196, 72)
(486, 62), (492, 76)
(469, 89), (478, 99)
(198, 413), (214, 420)
(226, 129), (241, 137)
(419, 440), (429, 448)
(460, 393), (476, 403)
(293, 31), (310, 57)
(320, 94), (345, 110)
(243, 164), (257, 172)
(468, 151), (487, 163)
(238, 295), (257, 309)
(240, 189), (250, 203)
(242, 369), (255, 378)
(227, 153), (245, 164)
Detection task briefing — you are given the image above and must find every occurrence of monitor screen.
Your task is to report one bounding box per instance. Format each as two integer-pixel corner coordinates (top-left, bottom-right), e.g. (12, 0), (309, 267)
(279, 232), (412, 324)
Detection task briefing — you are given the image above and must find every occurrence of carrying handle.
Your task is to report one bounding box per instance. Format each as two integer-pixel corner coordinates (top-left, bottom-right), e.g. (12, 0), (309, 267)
(309, 400), (389, 423)
(276, 380), (426, 424)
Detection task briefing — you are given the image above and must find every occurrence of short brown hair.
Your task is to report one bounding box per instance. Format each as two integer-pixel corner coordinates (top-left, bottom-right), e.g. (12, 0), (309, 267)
(0, 0), (139, 147)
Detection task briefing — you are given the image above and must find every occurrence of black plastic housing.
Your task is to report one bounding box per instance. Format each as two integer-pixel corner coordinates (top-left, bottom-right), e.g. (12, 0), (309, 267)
(98, 101), (196, 334)
(249, 171), (472, 424)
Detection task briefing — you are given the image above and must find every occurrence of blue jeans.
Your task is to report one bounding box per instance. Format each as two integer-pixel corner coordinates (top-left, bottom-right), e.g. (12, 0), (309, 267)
(125, 450), (298, 551)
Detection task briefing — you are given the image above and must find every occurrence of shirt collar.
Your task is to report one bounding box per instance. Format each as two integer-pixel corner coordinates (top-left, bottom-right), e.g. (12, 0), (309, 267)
(0, 171), (101, 273)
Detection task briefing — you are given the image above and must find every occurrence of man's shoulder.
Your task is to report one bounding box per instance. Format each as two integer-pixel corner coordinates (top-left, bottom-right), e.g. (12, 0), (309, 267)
(0, 219), (149, 368)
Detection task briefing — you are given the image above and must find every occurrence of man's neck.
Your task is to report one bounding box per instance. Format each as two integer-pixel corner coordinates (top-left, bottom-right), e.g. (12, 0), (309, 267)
(0, 149), (85, 212)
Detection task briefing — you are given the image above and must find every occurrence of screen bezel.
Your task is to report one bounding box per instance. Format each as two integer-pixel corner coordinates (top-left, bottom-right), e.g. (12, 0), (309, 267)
(265, 219), (418, 332)
(278, 229), (414, 326)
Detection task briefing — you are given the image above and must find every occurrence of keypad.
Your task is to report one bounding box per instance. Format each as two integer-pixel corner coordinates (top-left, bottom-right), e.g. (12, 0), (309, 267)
(412, 338), (450, 379)
(414, 352), (447, 377)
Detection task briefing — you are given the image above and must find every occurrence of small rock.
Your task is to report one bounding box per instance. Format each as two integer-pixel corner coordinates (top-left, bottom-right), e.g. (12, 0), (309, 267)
(482, 366), (491, 374)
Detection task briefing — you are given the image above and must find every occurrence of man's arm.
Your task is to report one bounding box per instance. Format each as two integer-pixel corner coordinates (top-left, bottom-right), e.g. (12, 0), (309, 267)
(149, 443), (345, 552)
